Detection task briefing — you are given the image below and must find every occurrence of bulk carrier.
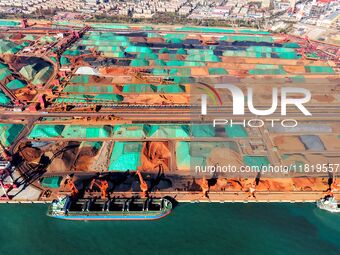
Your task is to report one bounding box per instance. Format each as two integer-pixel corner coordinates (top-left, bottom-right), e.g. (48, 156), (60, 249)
(47, 196), (173, 220)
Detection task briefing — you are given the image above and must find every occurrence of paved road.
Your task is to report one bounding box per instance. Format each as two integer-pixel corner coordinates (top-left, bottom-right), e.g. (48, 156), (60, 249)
(1, 111), (340, 120)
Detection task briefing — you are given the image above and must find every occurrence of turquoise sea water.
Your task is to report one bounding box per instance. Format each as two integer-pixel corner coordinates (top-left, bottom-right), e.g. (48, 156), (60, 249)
(0, 203), (339, 255)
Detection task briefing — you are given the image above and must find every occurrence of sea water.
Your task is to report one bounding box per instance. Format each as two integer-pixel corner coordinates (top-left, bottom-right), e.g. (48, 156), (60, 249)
(0, 203), (339, 255)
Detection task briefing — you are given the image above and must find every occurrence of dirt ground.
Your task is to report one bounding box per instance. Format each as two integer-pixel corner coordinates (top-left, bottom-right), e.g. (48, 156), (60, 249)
(273, 136), (306, 151)
(206, 147), (243, 169)
(320, 135), (340, 150)
(121, 94), (189, 104)
(19, 146), (42, 163)
(207, 177), (329, 192)
(140, 141), (171, 171)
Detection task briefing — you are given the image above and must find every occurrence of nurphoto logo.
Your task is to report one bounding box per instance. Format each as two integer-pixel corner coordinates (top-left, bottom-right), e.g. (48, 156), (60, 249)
(200, 84), (312, 128)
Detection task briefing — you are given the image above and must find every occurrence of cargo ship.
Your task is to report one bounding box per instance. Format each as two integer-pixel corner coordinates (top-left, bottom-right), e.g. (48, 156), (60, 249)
(316, 196), (340, 213)
(47, 196), (173, 220)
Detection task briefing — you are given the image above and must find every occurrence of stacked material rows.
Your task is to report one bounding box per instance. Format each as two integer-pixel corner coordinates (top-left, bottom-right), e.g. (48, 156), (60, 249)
(28, 124), (249, 139)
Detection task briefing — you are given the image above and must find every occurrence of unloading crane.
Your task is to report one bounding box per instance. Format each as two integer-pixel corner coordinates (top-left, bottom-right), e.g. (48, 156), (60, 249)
(247, 168), (262, 199)
(200, 35), (218, 46)
(132, 70), (172, 84)
(64, 176), (78, 197)
(0, 160), (15, 200)
(0, 127), (12, 161)
(136, 170), (148, 197)
(20, 19), (28, 28)
(53, 25), (91, 57)
(328, 165), (338, 197)
(200, 176), (209, 198)
(20, 18), (36, 28)
(285, 34), (339, 62)
(248, 182), (257, 199)
(0, 142), (11, 161)
(0, 83), (17, 103)
(89, 179), (109, 199)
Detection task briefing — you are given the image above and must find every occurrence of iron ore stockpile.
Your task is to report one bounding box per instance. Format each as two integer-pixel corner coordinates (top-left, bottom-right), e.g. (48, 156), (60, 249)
(0, 19), (339, 203)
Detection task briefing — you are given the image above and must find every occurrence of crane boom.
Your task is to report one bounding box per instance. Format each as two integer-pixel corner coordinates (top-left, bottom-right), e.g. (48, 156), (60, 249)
(136, 170), (148, 197)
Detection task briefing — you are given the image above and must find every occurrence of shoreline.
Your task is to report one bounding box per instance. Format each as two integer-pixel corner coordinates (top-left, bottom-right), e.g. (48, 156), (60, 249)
(0, 200), (319, 204)
(2, 191), (338, 204)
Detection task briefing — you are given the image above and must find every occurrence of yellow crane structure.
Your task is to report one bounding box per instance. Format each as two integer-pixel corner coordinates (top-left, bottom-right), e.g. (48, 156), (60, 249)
(136, 170), (148, 198)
